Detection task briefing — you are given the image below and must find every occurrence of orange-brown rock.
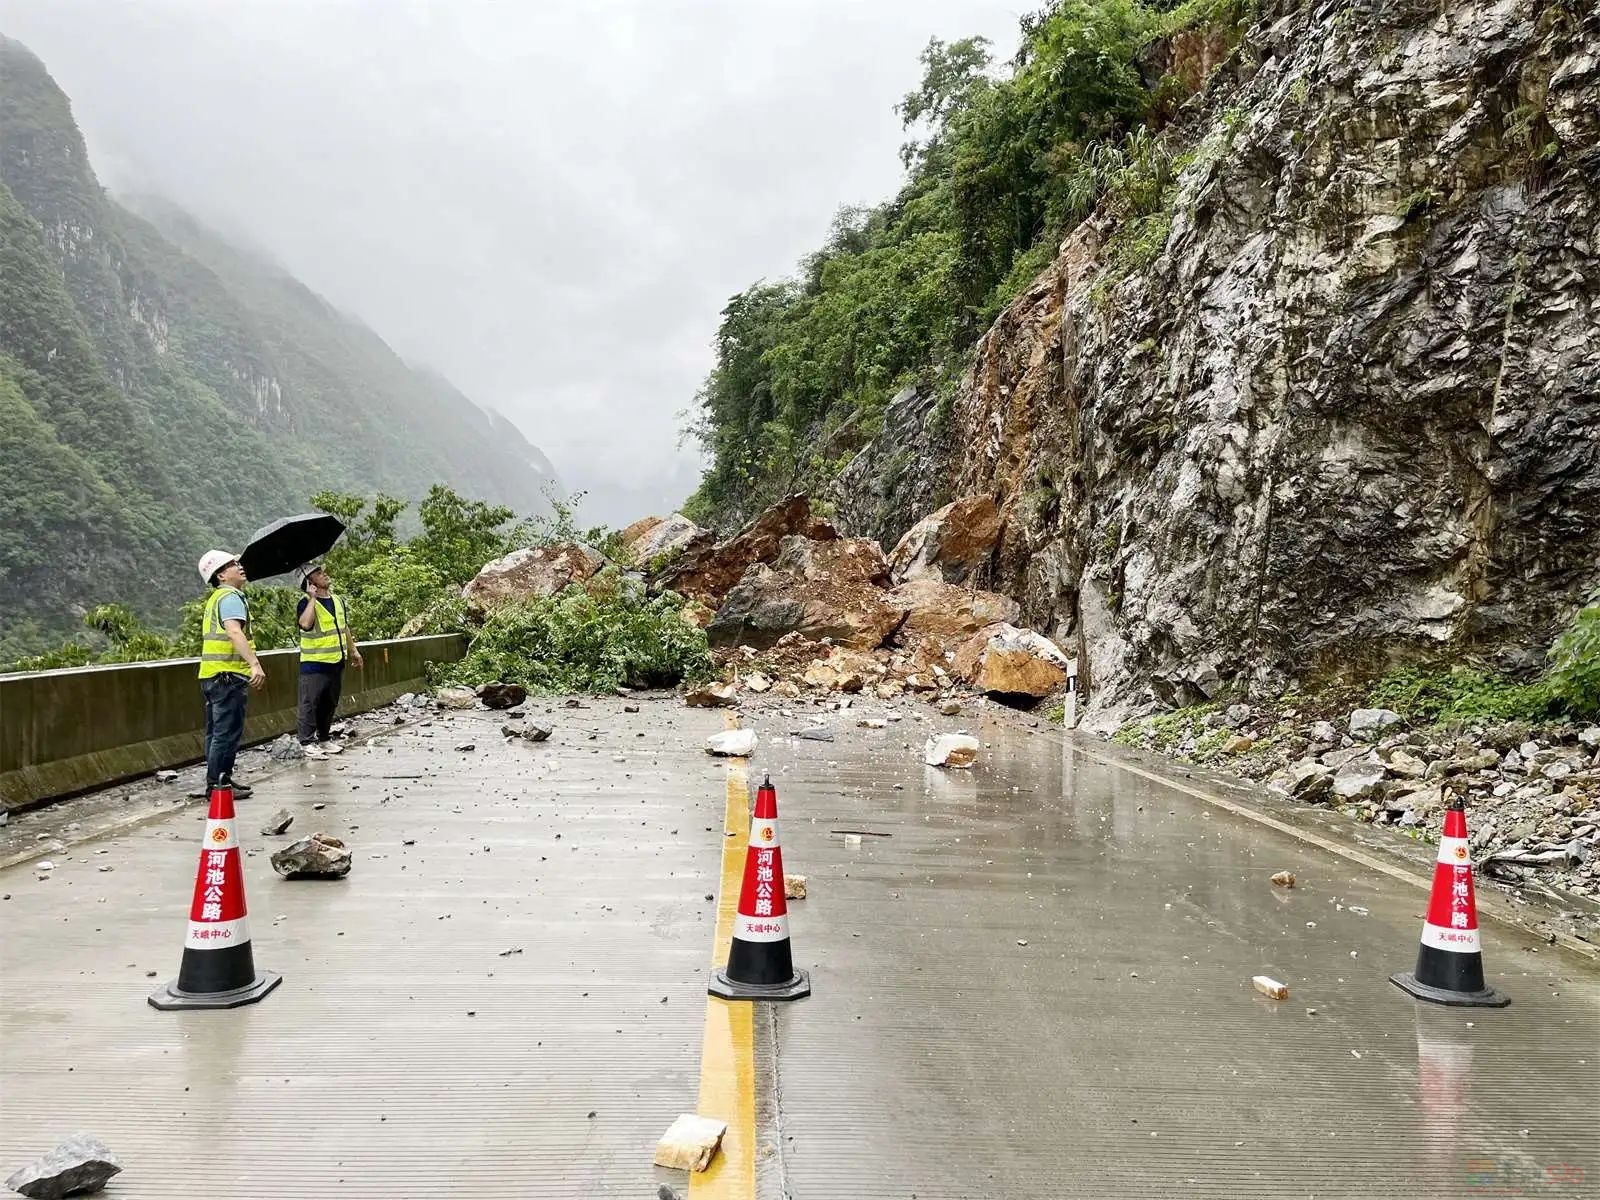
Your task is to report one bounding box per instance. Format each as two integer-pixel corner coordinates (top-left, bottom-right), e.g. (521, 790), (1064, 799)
(463, 543), (603, 610)
(704, 532), (901, 651)
(888, 579), (1021, 647)
(954, 623), (1071, 703)
(658, 494), (837, 607)
(888, 495), (1001, 584)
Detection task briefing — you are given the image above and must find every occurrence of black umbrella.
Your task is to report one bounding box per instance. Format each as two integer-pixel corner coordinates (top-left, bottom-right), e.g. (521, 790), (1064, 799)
(238, 513), (347, 582)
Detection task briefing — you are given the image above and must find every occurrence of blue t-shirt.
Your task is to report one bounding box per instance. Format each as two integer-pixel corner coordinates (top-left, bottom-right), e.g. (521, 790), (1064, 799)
(296, 596), (343, 675)
(217, 591), (248, 625)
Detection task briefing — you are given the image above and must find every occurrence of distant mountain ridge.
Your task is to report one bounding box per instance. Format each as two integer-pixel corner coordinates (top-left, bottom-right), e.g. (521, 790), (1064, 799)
(0, 34), (559, 657)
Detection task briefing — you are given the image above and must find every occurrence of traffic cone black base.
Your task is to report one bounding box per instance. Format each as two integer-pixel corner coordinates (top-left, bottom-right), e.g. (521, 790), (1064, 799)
(709, 966), (810, 1003)
(149, 968), (282, 1011)
(148, 785), (280, 1012)
(1391, 959), (1507, 1008)
(1391, 797), (1509, 1009)
(710, 774), (810, 1004)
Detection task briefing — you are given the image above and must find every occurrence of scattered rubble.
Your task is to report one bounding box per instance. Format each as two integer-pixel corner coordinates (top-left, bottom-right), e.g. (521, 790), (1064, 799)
(1349, 708), (1403, 740)
(271, 833), (353, 879)
(784, 874), (807, 899)
(653, 1113), (728, 1173)
(435, 687), (478, 710)
(260, 809), (294, 836)
(685, 682), (738, 708)
(924, 733), (980, 768)
(501, 720), (553, 741)
(1252, 976), (1290, 1001)
(268, 735), (304, 762)
(477, 682), (528, 710)
(1114, 703), (1600, 910)
(1270, 871), (1296, 888)
(5, 1133), (122, 1198)
(705, 729), (757, 757)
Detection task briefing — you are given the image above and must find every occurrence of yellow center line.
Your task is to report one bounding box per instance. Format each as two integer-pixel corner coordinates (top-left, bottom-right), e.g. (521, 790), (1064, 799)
(690, 713), (756, 1200)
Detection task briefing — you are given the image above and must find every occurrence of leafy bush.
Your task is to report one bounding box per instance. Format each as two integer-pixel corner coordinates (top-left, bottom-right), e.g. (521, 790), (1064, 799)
(1549, 600), (1600, 716)
(434, 581), (713, 694)
(1364, 667), (1559, 724)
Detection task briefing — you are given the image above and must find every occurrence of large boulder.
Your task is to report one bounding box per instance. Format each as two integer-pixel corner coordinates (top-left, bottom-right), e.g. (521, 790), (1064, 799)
(706, 564), (903, 651)
(623, 513), (709, 569)
(888, 495), (1001, 585)
(704, 536), (902, 652)
(888, 578), (1021, 647)
(658, 494), (837, 607)
(464, 543), (603, 610)
(953, 623), (1070, 703)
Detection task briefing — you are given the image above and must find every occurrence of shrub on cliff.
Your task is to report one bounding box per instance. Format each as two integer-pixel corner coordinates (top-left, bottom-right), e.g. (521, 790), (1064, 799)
(1550, 599), (1600, 717)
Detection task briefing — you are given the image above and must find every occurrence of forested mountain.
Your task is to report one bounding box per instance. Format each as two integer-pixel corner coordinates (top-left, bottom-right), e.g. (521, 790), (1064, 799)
(0, 35), (559, 658)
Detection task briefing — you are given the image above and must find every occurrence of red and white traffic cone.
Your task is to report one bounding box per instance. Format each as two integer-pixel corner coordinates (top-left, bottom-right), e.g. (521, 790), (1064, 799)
(710, 775), (810, 1002)
(148, 786), (282, 1010)
(1391, 797), (1508, 1008)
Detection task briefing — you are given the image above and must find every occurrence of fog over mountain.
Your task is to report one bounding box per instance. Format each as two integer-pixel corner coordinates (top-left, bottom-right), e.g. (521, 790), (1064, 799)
(0, 0), (1020, 525)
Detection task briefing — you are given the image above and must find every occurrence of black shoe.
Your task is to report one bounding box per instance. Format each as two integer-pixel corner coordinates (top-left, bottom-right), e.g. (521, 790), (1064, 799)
(232, 782), (253, 798)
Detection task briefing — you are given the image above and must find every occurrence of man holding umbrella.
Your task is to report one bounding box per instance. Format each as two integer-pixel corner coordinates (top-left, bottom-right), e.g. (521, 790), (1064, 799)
(295, 562), (362, 757)
(195, 550), (266, 798)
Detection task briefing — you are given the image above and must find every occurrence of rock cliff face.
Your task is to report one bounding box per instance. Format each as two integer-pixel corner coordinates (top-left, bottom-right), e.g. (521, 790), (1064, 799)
(840, 0), (1600, 721)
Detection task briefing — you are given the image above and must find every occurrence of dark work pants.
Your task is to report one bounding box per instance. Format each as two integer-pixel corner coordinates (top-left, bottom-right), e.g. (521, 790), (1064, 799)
(201, 674), (250, 786)
(298, 668), (344, 743)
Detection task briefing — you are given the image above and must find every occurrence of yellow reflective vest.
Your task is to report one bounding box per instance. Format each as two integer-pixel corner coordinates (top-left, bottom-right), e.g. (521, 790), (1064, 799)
(299, 593), (349, 665)
(198, 586), (252, 679)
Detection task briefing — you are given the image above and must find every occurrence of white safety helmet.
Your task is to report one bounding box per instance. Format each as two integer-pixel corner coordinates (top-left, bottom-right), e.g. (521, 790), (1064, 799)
(197, 549), (238, 588)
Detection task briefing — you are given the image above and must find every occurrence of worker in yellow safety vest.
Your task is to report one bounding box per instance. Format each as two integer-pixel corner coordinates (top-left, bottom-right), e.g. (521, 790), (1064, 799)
(295, 562), (363, 759)
(195, 549), (266, 798)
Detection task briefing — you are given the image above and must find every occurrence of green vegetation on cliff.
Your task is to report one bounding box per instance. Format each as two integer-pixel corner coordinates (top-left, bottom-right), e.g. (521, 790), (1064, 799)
(683, 0), (1251, 528)
(0, 35), (558, 659)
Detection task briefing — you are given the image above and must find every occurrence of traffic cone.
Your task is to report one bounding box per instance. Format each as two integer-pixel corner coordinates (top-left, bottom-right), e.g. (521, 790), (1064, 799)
(1390, 797), (1508, 1007)
(709, 775), (810, 1001)
(148, 786), (282, 1010)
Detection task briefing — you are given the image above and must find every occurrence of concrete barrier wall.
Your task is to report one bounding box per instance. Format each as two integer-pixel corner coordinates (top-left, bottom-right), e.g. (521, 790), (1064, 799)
(0, 635), (466, 812)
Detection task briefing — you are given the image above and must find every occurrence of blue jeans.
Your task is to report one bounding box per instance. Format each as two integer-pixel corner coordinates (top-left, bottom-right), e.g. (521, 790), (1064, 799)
(201, 674), (250, 786)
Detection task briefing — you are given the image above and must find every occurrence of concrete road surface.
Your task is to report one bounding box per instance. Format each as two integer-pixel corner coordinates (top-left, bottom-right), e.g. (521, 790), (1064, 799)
(2, 695), (1595, 1199)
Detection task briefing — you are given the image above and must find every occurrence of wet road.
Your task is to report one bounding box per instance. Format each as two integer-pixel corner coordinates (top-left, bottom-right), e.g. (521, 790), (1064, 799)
(764, 717), (1599, 1199)
(2, 696), (1596, 1198)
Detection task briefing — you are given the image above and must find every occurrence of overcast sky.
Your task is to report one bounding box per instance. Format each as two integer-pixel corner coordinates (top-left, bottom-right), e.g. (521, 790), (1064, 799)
(0, 0), (1022, 525)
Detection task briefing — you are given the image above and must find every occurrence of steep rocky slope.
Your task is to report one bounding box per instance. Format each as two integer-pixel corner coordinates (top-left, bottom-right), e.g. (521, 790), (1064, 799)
(833, 0), (1599, 720)
(0, 36), (558, 653)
